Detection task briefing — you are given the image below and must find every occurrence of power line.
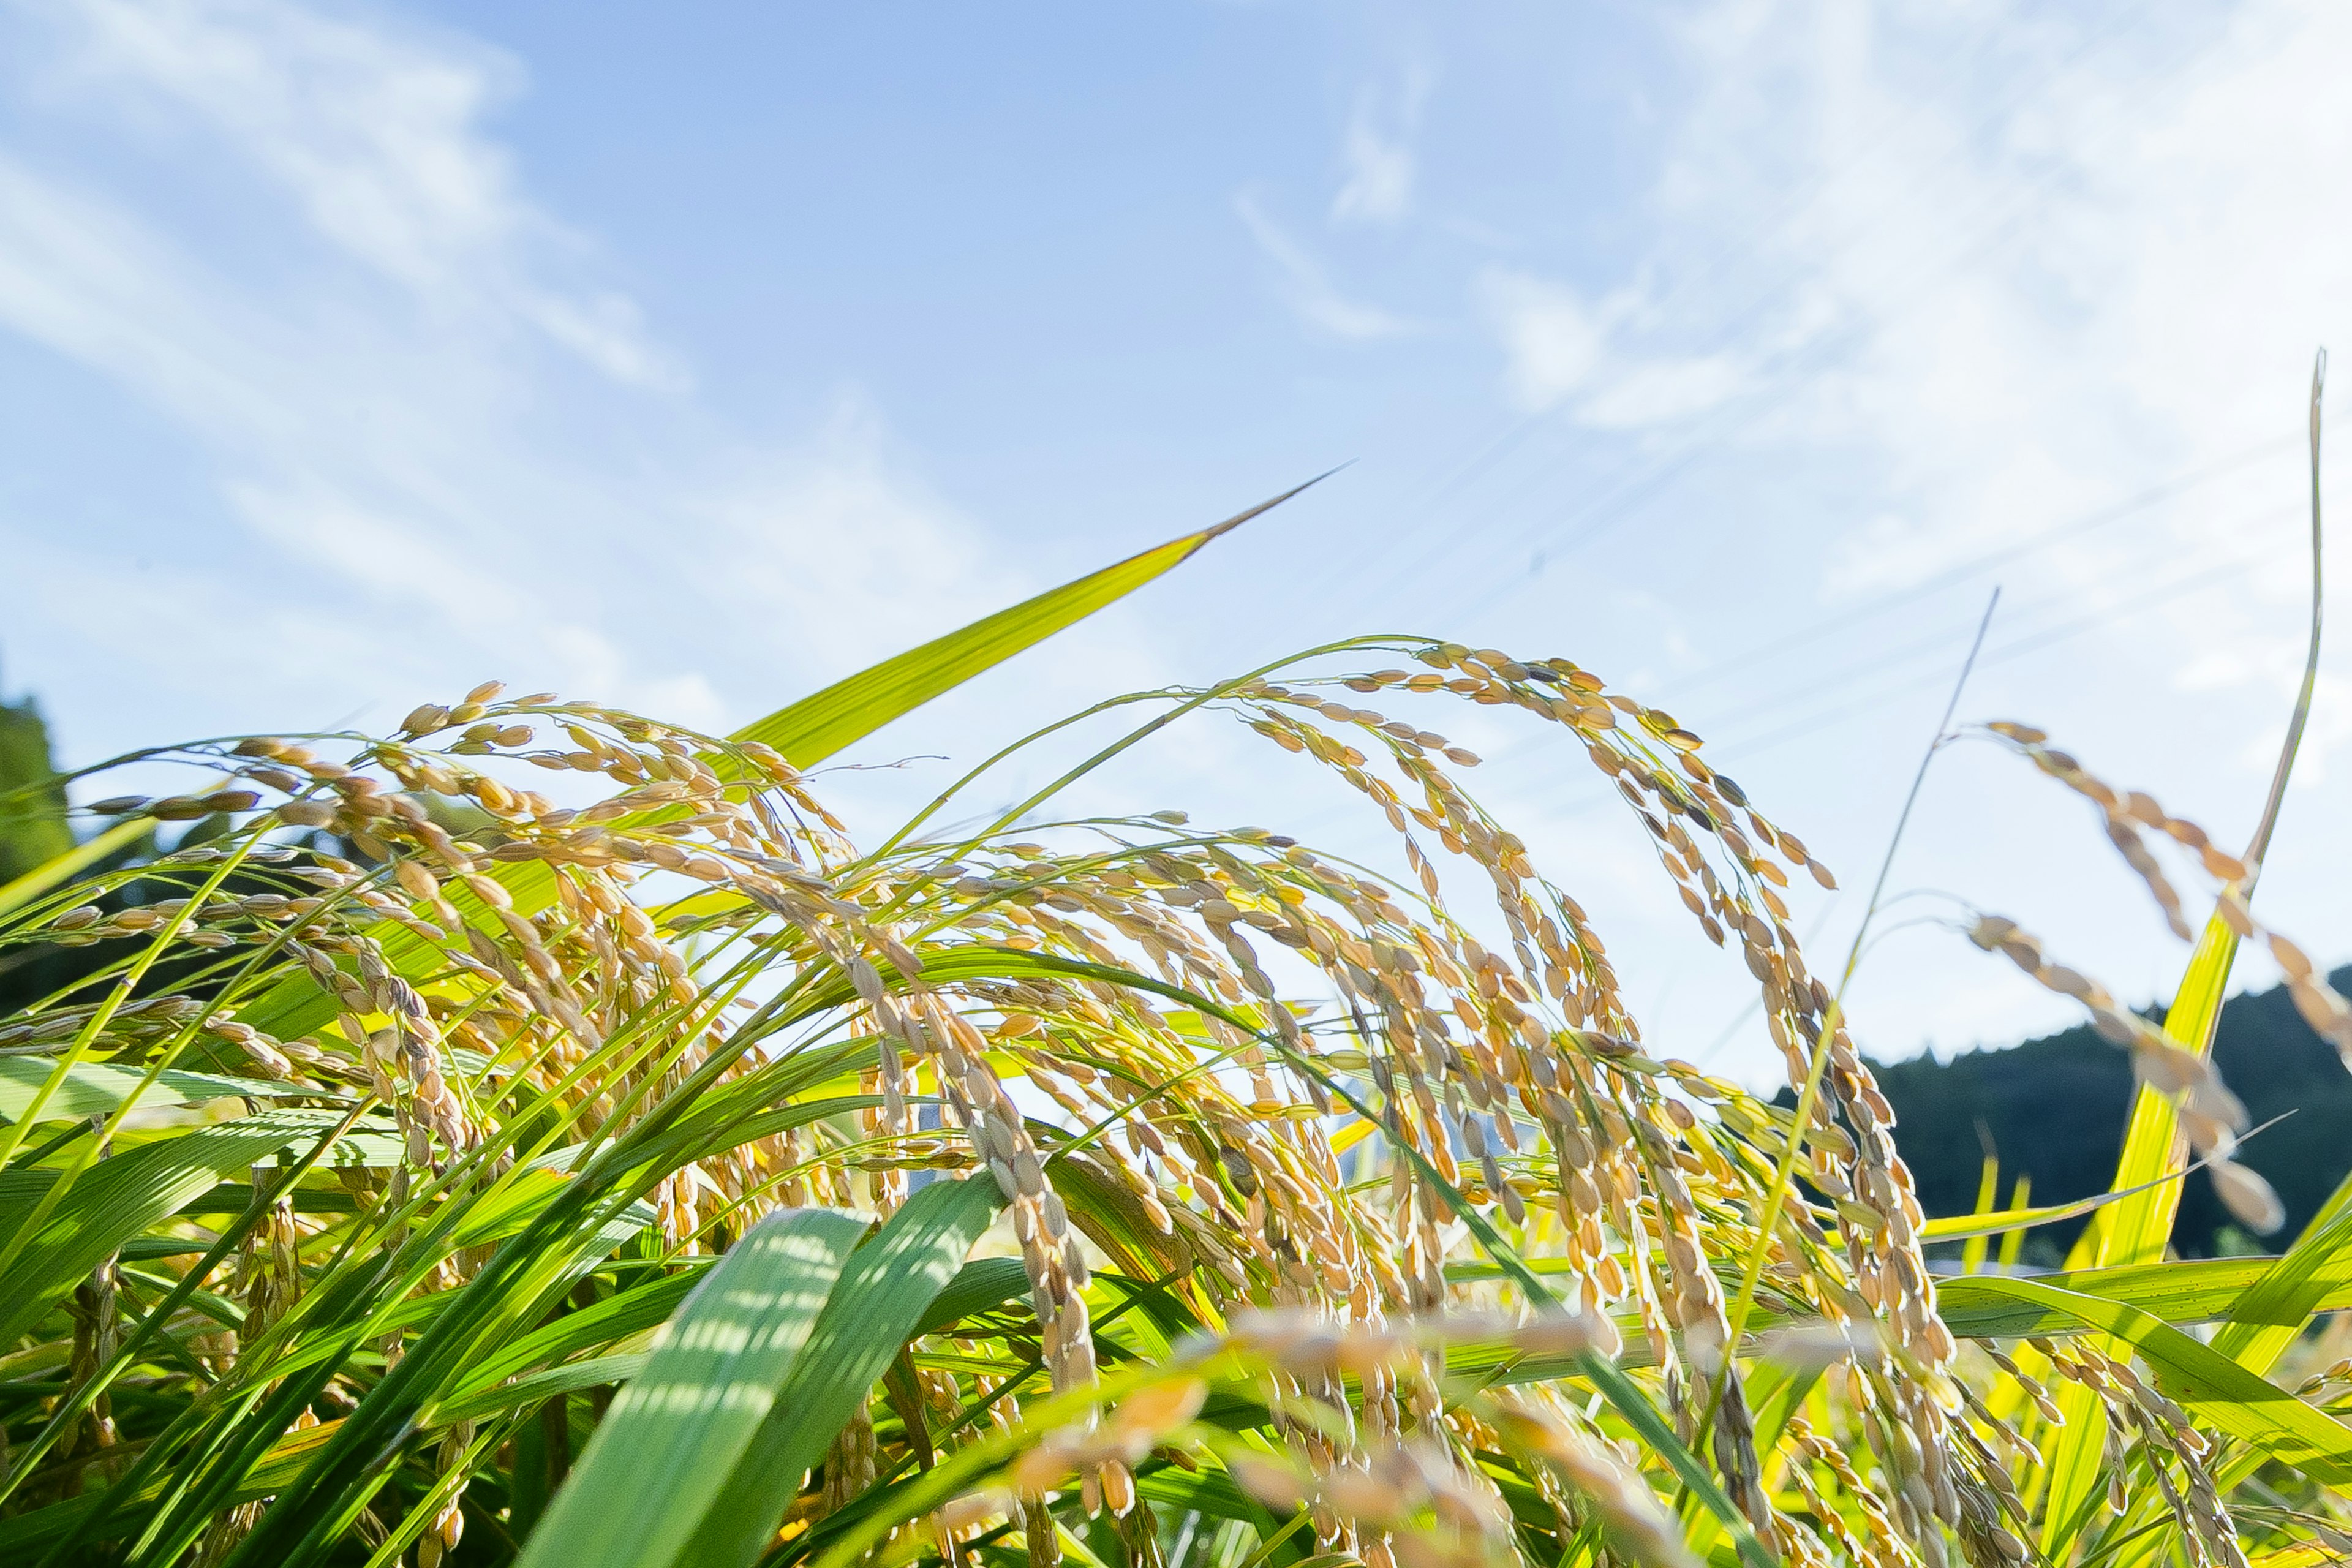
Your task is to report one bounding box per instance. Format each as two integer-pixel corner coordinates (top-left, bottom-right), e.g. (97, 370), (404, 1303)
(1637, 440), (2297, 701)
(1713, 549), (2268, 758)
(1684, 533), (2277, 736)
(1478, 4), (2183, 564)
(1329, 2), (2205, 624)
(1467, 473), (2301, 777)
(1470, 437), (2299, 722)
(1486, 526), (2276, 818)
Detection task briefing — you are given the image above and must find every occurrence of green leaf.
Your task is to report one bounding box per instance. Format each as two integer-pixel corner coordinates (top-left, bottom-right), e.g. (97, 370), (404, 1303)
(511, 1207), (867, 1568)
(736, 483), (1312, 769)
(0, 1058), (300, 1125)
(1136, 1462), (1273, 1529)
(2094, 913), (2239, 1272)
(0, 1411), (345, 1556)
(0, 1109), (351, 1345)
(2210, 1166), (2352, 1375)
(438, 1352), (655, 1427)
(1950, 1275), (2352, 1485)
(0, 816), (149, 921)
(1937, 1254), (2352, 1340)
(450, 1270), (705, 1402)
(238, 491), (1288, 1042)
(914, 1254), (1033, 1336)
(684, 1175), (1005, 1568)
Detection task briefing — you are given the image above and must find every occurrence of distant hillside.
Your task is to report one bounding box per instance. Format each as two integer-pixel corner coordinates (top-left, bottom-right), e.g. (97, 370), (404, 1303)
(1869, 963), (2352, 1259)
(0, 687), (71, 883)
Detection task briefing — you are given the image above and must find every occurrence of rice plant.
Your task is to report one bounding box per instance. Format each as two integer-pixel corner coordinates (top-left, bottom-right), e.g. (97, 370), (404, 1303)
(1, 415), (2348, 1568)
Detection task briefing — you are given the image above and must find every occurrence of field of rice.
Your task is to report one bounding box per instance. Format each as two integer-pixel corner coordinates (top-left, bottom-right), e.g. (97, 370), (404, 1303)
(0, 378), (2344, 1568)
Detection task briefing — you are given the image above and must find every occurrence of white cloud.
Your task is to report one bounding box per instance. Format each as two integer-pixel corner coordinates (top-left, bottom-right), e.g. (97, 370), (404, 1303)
(0, 0), (1011, 755)
(1330, 69), (1427, 227)
(1534, 0), (2352, 1063)
(37, 0), (684, 389)
(695, 393), (1026, 681)
(1631, 1), (2352, 611)
(1478, 268), (1747, 426)
(1236, 191), (1415, 340)
(1507, 0), (2352, 755)
(1479, 270), (1602, 407)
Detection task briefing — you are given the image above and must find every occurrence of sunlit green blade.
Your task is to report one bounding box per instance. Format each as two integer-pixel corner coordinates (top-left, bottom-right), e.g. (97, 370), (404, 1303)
(0, 816), (149, 921)
(513, 1207), (866, 1568)
(449, 1270), (703, 1401)
(1954, 1275), (2352, 1484)
(737, 482), (1311, 767)
(1937, 1255), (2352, 1338)
(0, 1058), (302, 1125)
(442, 1260), (1030, 1429)
(2094, 913), (2239, 1272)
(684, 1175), (1004, 1568)
(2210, 1166), (2352, 1374)
(0, 1109), (352, 1346)
(915, 1254), (1032, 1335)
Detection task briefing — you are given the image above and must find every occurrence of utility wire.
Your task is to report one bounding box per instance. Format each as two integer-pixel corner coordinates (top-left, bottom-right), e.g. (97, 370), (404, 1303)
(1324, 2), (2204, 624)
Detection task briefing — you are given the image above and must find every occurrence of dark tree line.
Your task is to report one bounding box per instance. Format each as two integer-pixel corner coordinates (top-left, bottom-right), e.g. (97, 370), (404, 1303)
(1869, 967), (2352, 1260)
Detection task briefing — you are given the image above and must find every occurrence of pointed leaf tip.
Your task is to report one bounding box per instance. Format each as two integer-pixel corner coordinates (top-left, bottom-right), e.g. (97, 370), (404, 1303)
(730, 474), (1339, 767)
(1198, 464), (1351, 545)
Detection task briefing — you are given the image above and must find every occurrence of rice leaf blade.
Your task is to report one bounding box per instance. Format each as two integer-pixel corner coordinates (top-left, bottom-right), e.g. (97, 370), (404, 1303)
(1953, 1275), (2352, 1484)
(511, 1206), (867, 1568)
(682, 1174), (1005, 1568)
(2209, 1166), (2352, 1374)
(0, 1057), (306, 1125)
(734, 496), (1287, 769)
(0, 1109), (356, 1346)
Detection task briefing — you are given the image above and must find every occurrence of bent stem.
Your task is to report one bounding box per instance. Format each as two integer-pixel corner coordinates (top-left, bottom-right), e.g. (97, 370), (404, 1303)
(1715, 589), (2000, 1413)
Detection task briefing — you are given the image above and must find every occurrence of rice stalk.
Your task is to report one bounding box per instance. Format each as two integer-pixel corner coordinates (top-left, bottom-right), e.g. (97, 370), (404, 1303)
(0, 545), (2342, 1568)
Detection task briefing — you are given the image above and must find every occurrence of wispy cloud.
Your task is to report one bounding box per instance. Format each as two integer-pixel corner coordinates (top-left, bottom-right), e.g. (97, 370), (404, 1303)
(1330, 67), (1428, 227)
(1236, 190), (1415, 340)
(47, 0), (685, 389)
(1537, 0), (2352, 1048)
(1478, 268), (1747, 426)
(1515, 0), (2351, 726)
(0, 0), (1021, 750)
(1646, 0), (2351, 728)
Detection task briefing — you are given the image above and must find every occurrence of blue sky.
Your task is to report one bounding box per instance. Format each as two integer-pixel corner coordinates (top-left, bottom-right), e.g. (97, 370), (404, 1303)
(4, 0), (2347, 1087)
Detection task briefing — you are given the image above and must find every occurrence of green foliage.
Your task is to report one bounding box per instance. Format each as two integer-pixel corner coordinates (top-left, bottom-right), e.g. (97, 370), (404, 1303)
(0, 493), (2347, 1568)
(515, 1205), (865, 1568)
(0, 690), (72, 886)
(1877, 965), (2352, 1259)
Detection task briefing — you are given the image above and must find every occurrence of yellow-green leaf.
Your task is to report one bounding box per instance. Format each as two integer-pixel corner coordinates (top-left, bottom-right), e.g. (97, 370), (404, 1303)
(238, 490), (1293, 1041)
(738, 481), (1315, 768)
(1956, 1275), (2352, 1485)
(512, 1207), (867, 1568)
(2209, 1166), (2352, 1375)
(0, 816), (149, 920)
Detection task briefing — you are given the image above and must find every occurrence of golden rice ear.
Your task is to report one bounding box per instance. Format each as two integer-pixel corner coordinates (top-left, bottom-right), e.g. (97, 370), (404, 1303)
(2209, 1158), (2286, 1235)
(17, 370), (2337, 1568)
